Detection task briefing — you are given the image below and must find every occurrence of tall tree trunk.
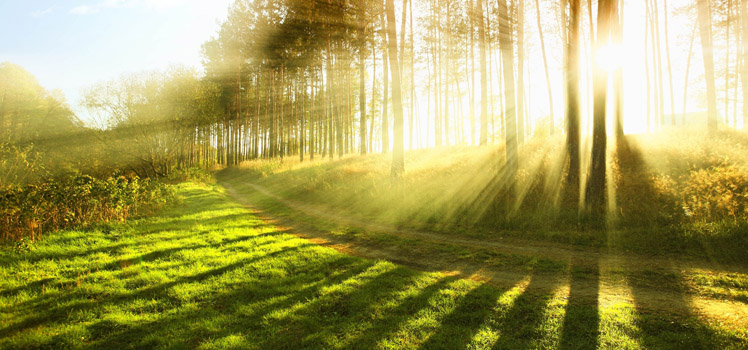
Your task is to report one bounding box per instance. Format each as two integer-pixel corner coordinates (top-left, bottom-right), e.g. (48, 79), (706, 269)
(663, 0), (676, 125)
(433, 0), (442, 146)
(726, 0), (732, 126)
(535, 0), (555, 135)
(734, 2), (741, 126)
(516, 0), (526, 145)
(683, 22), (698, 125)
(310, 69), (316, 160)
(566, 0), (582, 209)
(652, 0), (665, 128)
(498, 0), (518, 182)
(400, 0), (410, 149)
(478, 0), (488, 146)
(742, 0), (748, 128)
(443, 0), (451, 146)
(409, 0), (416, 149)
(613, 0), (624, 138)
(360, 5), (368, 155)
(586, 0), (614, 218)
(697, 0), (720, 132)
(301, 71), (306, 161)
(371, 46), (377, 153)
(469, 0), (476, 145)
(382, 5), (390, 153)
(385, 0), (405, 177)
(269, 69), (276, 158)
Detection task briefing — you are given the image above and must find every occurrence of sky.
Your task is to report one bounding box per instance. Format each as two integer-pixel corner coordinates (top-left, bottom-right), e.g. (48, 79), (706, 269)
(0, 0), (233, 125)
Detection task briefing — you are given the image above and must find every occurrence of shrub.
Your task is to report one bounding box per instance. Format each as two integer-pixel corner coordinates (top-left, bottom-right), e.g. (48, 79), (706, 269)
(0, 174), (172, 242)
(681, 165), (748, 223)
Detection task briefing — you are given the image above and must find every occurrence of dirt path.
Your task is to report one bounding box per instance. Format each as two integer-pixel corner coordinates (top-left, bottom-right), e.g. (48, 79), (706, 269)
(220, 180), (748, 330)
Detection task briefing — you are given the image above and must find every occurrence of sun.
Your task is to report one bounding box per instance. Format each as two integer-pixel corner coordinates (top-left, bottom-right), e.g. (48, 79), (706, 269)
(595, 43), (624, 72)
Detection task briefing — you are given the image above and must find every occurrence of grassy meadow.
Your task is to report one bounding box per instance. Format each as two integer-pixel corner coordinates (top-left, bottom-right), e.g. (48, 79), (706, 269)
(1, 181), (746, 349)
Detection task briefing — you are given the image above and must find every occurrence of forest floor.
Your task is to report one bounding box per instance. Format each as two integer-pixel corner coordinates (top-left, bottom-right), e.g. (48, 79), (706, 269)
(2, 180), (747, 349)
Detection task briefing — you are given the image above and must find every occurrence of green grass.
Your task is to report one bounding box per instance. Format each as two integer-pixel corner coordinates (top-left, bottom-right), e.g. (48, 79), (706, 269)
(1, 183), (746, 349)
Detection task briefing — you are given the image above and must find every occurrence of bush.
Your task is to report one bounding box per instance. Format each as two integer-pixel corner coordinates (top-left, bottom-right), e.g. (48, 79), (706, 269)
(681, 165), (748, 223)
(0, 174), (172, 242)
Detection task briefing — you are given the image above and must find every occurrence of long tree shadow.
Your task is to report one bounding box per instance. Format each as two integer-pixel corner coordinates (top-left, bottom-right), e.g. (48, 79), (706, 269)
(615, 136), (678, 229)
(624, 256), (746, 349)
(559, 258), (600, 350)
(255, 264), (424, 348)
(491, 273), (564, 350)
(346, 275), (459, 348)
(89, 255), (377, 349)
(0, 242), (314, 339)
(417, 281), (517, 349)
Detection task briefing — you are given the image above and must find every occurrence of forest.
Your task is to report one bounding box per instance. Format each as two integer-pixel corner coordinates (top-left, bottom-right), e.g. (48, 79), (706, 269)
(2, 0), (748, 348)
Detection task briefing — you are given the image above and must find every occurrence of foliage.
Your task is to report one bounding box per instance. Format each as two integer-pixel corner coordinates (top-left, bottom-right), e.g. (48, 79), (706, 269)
(681, 165), (748, 223)
(0, 63), (96, 180)
(0, 142), (46, 186)
(83, 67), (222, 178)
(0, 174), (172, 242)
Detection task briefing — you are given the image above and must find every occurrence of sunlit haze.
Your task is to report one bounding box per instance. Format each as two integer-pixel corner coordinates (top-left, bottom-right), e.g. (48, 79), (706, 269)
(0, 0), (233, 125)
(3, 0), (748, 348)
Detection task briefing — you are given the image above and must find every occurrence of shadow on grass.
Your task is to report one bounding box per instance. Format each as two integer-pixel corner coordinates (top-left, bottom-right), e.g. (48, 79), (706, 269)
(0, 242), (315, 340)
(90, 255), (377, 349)
(624, 257), (747, 349)
(559, 259), (600, 350)
(418, 281), (519, 349)
(490, 274), (564, 349)
(347, 275), (459, 348)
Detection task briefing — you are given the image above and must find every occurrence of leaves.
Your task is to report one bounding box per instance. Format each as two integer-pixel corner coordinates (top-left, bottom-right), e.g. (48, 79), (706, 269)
(0, 175), (173, 242)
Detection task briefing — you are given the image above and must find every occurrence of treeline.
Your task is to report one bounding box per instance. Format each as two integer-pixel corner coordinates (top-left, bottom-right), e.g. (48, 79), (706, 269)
(0, 63), (174, 242)
(83, 0), (748, 203)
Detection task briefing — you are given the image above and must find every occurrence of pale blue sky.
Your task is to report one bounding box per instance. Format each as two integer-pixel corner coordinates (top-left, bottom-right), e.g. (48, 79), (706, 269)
(0, 0), (233, 123)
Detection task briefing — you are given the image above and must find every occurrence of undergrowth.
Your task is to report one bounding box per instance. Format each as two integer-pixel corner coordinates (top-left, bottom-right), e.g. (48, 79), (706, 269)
(222, 131), (748, 263)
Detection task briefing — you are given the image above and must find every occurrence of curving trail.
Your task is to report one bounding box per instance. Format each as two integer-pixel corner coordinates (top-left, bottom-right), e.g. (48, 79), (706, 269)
(220, 179), (748, 330)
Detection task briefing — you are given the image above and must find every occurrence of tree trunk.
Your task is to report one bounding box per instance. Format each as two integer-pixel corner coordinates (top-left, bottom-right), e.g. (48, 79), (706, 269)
(613, 0), (623, 138)
(400, 0), (410, 149)
(697, 0), (720, 132)
(360, 4), (368, 155)
(516, 0), (526, 145)
(652, 0), (665, 128)
(371, 45), (377, 153)
(726, 0), (732, 126)
(663, 0), (676, 125)
(565, 0), (582, 209)
(498, 0), (518, 182)
(586, 0), (614, 218)
(382, 5), (390, 153)
(683, 21), (698, 125)
(742, 0), (748, 128)
(478, 0), (488, 146)
(385, 0), (405, 177)
(535, 0), (554, 135)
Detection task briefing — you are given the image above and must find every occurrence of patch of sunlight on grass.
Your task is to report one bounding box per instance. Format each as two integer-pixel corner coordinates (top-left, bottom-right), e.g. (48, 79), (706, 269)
(467, 276), (532, 349)
(598, 303), (643, 349)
